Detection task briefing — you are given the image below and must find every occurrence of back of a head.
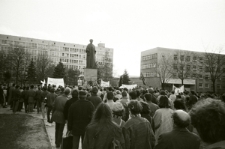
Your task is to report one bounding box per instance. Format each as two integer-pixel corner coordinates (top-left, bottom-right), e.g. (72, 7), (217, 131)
(160, 90), (166, 96)
(171, 91), (175, 94)
(92, 103), (112, 122)
(190, 99), (225, 144)
(173, 110), (190, 128)
(159, 95), (170, 108)
(174, 100), (186, 111)
(91, 86), (98, 94)
(128, 100), (143, 115)
(148, 88), (154, 94)
(144, 93), (152, 102)
(72, 89), (79, 98)
(129, 91), (137, 100)
(122, 91), (127, 97)
(107, 91), (114, 100)
(112, 102), (124, 117)
(78, 90), (87, 99)
(30, 85), (34, 89)
(64, 88), (71, 95)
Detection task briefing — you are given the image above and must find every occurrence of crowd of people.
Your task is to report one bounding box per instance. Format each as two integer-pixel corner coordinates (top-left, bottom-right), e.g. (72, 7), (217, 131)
(0, 83), (225, 149)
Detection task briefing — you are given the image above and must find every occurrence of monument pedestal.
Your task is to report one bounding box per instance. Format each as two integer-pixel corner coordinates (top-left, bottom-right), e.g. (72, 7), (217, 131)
(84, 68), (97, 82)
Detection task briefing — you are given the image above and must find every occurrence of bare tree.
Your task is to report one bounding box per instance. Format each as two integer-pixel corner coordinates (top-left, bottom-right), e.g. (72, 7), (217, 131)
(156, 54), (173, 89)
(9, 46), (26, 84)
(96, 51), (113, 82)
(65, 68), (80, 85)
(204, 47), (225, 93)
(36, 54), (53, 82)
(173, 51), (193, 85)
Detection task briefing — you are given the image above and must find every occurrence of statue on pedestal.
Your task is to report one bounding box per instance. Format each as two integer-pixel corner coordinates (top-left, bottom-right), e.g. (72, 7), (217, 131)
(86, 39), (96, 69)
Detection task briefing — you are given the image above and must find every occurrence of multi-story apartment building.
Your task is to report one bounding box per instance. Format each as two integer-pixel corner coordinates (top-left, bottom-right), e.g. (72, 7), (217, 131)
(141, 47), (225, 93)
(0, 34), (113, 75)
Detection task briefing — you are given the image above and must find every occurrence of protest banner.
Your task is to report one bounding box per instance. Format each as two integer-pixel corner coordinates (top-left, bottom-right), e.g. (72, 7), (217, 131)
(119, 84), (137, 90)
(101, 80), (110, 87)
(47, 77), (65, 88)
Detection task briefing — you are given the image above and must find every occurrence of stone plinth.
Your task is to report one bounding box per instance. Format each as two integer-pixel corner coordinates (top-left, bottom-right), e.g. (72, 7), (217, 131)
(84, 68), (97, 81)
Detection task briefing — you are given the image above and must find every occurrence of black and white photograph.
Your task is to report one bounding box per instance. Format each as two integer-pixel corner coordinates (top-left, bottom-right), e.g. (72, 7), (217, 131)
(0, 0), (225, 149)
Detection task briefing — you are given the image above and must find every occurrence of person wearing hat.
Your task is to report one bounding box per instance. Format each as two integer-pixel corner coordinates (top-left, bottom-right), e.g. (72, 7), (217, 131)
(52, 88), (71, 149)
(112, 102), (125, 127)
(68, 90), (95, 149)
(87, 86), (102, 109)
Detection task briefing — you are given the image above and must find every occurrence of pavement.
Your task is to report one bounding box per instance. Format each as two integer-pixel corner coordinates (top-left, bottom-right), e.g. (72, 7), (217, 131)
(0, 106), (82, 149)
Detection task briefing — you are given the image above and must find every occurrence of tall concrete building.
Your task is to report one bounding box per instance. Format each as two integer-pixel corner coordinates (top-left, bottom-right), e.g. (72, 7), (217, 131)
(141, 47), (225, 93)
(0, 34), (113, 75)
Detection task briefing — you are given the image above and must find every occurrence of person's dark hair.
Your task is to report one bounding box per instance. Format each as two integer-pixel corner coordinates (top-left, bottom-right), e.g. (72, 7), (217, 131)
(176, 95), (181, 99)
(173, 112), (190, 128)
(171, 91), (175, 94)
(128, 100), (143, 115)
(144, 93), (152, 102)
(30, 85), (34, 89)
(129, 91), (137, 100)
(174, 100), (186, 111)
(122, 91), (127, 97)
(107, 91), (114, 100)
(15, 85), (20, 89)
(89, 103), (113, 125)
(42, 86), (47, 91)
(72, 89), (78, 98)
(160, 90), (166, 95)
(190, 99), (225, 144)
(136, 90), (141, 97)
(158, 95), (170, 108)
(221, 94), (225, 103)
(123, 88), (128, 92)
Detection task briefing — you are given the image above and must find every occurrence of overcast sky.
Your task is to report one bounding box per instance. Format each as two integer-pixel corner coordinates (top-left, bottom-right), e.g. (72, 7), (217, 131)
(0, 0), (225, 77)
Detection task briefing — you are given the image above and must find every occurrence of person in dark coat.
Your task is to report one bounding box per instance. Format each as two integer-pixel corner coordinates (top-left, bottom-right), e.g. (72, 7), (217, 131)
(52, 88), (70, 149)
(46, 88), (56, 123)
(123, 100), (155, 149)
(83, 103), (125, 149)
(35, 87), (43, 113)
(12, 85), (21, 113)
(155, 110), (200, 149)
(68, 90), (95, 149)
(63, 89), (79, 121)
(23, 87), (29, 113)
(0, 84), (4, 107)
(86, 87), (102, 109)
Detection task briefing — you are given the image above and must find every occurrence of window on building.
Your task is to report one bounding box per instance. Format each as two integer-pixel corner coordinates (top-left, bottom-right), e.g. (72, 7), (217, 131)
(173, 64), (177, 69)
(192, 73), (196, 78)
(199, 57), (203, 61)
(205, 75), (209, 80)
(199, 83), (203, 88)
(186, 65), (190, 71)
(199, 66), (203, 72)
(174, 55), (178, 60)
(205, 83), (209, 88)
(186, 56), (190, 62)
(199, 74), (203, 79)
(193, 56), (197, 61)
(193, 65), (196, 70)
(180, 55), (184, 61)
(217, 84), (221, 89)
(205, 66), (209, 72)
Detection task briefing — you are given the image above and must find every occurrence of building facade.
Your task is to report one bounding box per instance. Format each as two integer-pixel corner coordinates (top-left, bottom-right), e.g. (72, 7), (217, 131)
(141, 47), (225, 93)
(0, 34), (113, 75)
